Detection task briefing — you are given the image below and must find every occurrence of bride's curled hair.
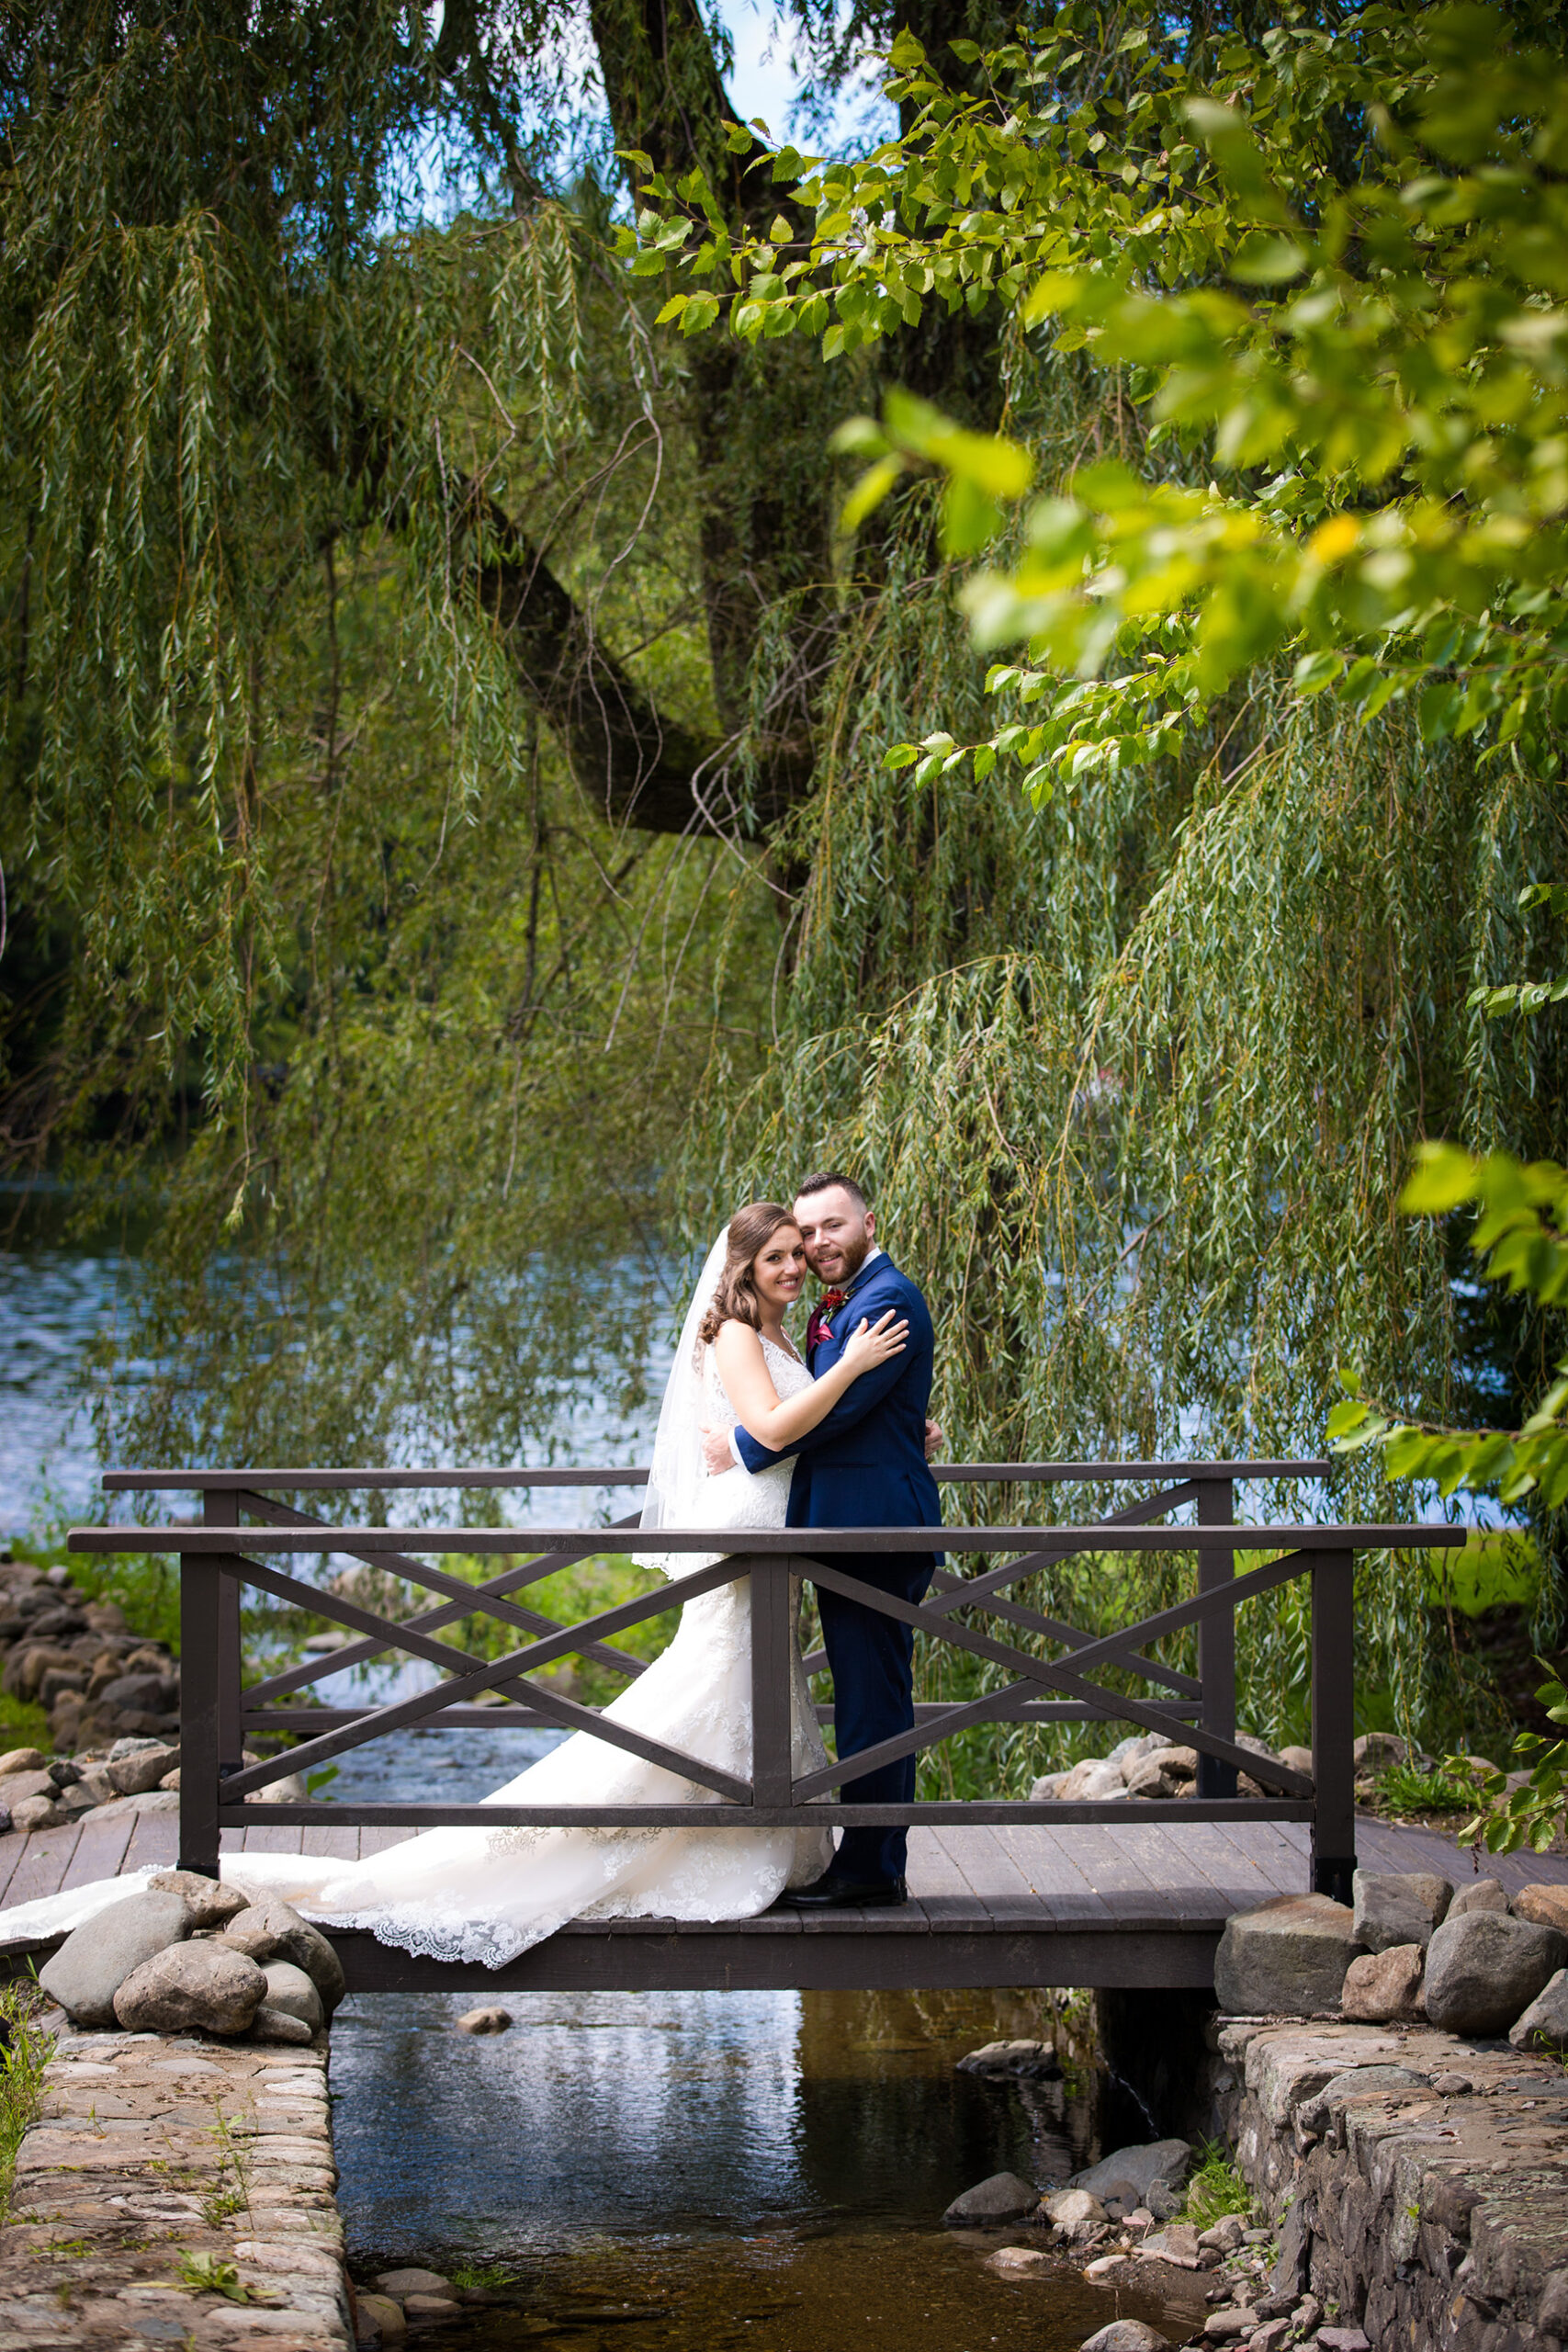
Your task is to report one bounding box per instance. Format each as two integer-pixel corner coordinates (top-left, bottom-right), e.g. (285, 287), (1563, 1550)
(697, 1202), (796, 1345)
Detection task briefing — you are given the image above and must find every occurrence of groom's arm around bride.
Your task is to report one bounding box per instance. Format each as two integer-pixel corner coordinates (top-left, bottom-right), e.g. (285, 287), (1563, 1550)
(703, 1171), (942, 1906)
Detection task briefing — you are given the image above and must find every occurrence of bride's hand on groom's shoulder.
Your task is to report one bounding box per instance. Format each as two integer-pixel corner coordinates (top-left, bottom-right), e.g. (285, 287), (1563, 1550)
(841, 1308), (908, 1373)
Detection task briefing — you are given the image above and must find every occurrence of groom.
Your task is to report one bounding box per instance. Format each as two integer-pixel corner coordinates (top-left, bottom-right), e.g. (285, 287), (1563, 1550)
(701, 1170), (942, 1907)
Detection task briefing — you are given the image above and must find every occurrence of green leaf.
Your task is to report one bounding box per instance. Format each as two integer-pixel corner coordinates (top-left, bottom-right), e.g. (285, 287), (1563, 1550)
(1230, 236), (1310, 285)
(883, 743), (919, 770)
(1293, 650), (1344, 695)
(839, 454), (906, 534)
(1399, 1142), (1480, 1216)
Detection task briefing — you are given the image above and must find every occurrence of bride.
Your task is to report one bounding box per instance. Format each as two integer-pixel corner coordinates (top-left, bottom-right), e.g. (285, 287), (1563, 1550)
(0, 1204), (908, 1966)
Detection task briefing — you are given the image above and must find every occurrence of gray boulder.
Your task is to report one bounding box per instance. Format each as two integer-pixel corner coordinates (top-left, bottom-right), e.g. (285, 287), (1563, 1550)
(1080, 2325), (1174, 2352)
(1070, 2139), (1190, 2207)
(113, 1939), (266, 2034)
(1214, 1894), (1364, 2016)
(1351, 1870), (1451, 1952)
(105, 1745), (177, 1796)
(1509, 1967), (1568, 2052)
(956, 2038), (1061, 2081)
(260, 1959), (324, 2030)
(1043, 2187), (1107, 2236)
(96, 1670), (178, 1714)
(9, 1792), (67, 1832)
(1449, 1877), (1509, 1917)
(251, 2003), (314, 2045)
(1057, 1758), (1129, 1803)
(220, 1898), (345, 2011)
(0, 1769), (59, 1808)
(1423, 1911), (1568, 2037)
(39, 1889), (193, 2025)
(146, 1871), (251, 1929)
(1296, 2064), (1430, 2137)
(942, 2170), (1040, 2224)
(1341, 1943), (1425, 2022)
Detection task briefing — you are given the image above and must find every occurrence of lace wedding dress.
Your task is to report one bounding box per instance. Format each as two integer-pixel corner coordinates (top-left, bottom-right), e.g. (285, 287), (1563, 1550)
(0, 1313), (834, 1966)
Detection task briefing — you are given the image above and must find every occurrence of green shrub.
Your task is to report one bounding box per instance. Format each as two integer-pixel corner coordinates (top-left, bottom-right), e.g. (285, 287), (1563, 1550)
(0, 1977), (56, 2222)
(1183, 2142), (1252, 2230)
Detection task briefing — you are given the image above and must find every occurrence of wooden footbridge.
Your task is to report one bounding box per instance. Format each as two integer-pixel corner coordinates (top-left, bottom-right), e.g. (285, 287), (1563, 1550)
(8, 1458), (1551, 1994)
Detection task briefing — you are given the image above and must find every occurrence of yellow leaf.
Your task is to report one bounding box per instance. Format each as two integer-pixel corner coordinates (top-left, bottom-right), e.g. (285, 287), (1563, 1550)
(1309, 514), (1360, 564)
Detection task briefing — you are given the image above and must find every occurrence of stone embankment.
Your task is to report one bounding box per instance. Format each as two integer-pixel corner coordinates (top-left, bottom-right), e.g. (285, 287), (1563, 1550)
(0, 2021), (349, 2349)
(1208, 2015), (1568, 2352)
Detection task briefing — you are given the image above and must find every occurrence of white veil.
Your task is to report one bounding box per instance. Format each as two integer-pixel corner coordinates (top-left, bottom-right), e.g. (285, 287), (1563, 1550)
(634, 1228), (731, 1577)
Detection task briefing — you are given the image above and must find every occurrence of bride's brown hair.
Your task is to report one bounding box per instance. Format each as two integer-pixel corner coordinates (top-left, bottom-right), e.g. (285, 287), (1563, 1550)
(697, 1202), (799, 1344)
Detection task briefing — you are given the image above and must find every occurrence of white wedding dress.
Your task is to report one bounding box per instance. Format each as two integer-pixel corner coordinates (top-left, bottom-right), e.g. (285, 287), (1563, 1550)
(0, 1303), (835, 1965)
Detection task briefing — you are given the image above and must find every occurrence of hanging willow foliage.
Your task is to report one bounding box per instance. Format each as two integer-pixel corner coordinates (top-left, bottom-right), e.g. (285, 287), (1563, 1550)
(681, 449), (1568, 1778)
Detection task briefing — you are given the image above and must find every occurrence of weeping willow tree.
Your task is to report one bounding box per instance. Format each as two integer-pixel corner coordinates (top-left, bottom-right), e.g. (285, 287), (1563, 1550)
(4, 0), (1565, 1772)
(0, 0), (1036, 1487)
(652, 0), (1568, 1772)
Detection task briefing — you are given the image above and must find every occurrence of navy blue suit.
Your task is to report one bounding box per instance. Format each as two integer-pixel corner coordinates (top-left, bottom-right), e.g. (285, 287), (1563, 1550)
(733, 1252), (942, 1884)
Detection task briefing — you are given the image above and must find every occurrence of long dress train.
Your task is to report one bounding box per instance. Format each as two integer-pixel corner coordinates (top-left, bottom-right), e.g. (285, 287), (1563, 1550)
(0, 1336), (833, 1965)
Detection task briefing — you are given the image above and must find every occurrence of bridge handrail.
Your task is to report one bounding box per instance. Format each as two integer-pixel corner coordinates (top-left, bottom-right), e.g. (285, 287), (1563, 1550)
(67, 1476), (1463, 1912)
(96, 1458), (1335, 1491)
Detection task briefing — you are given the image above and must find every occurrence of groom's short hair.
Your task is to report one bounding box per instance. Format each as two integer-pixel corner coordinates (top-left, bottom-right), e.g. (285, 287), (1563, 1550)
(795, 1170), (868, 1212)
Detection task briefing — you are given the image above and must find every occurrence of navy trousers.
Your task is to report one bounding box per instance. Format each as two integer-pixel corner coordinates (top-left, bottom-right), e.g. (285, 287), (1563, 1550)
(808, 1549), (935, 1885)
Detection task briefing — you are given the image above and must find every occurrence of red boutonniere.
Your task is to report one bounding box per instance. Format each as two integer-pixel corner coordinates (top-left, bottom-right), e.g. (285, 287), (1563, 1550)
(807, 1289), (849, 1351)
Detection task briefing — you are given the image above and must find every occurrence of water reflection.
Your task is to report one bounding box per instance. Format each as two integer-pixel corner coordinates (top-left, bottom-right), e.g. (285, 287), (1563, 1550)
(332, 1984), (1196, 2352)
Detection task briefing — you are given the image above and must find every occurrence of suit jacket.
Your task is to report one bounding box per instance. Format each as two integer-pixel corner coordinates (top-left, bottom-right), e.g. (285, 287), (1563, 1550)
(733, 1253), (943, 1543)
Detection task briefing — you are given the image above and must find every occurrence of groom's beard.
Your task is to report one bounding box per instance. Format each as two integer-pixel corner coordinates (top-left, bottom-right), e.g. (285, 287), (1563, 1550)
(808, 1229), (872, 1285)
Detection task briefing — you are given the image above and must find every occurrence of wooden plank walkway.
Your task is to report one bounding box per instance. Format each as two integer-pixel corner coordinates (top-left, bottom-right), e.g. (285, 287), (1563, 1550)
(2, 1810), (1562, 1996)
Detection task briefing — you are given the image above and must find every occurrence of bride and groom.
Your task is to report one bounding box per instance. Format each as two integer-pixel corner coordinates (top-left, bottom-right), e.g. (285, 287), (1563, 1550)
(0, 1175), (942, 1966)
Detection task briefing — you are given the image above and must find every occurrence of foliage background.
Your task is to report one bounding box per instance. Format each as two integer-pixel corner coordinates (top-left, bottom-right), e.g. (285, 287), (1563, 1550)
(5, 0), (1567, 1783)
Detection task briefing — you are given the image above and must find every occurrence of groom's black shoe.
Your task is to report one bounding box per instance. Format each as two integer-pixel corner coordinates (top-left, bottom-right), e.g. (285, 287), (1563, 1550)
(774, 1872), (908, 1910)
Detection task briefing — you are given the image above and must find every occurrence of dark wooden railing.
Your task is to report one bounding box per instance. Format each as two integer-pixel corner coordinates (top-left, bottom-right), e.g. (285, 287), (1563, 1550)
(69, 1462), (1464, 1910)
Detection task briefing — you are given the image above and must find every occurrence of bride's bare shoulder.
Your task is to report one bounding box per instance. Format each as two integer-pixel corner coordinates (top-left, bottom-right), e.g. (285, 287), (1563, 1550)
(711, 1317), (764, 1369)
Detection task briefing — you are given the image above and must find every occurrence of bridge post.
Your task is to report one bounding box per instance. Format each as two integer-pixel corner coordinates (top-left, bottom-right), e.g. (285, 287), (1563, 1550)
(178, 1543), (224, 1880)
(1310, 1548), (1357, 1904)
(207, 1490), (245, 1786)
(749, 1555), (794, 1810)
(1196, 1477), (1237, 1801)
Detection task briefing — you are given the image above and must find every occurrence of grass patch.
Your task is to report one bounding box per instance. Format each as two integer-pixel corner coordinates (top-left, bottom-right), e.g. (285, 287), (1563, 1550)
(448, 2261), (522, 2291)
(1374, 1762), (1480, 1817)
(1423, 1530), (1540, 1617)
(0, 1977), (56, 2223)
(1183, 2141), (1253, 2229)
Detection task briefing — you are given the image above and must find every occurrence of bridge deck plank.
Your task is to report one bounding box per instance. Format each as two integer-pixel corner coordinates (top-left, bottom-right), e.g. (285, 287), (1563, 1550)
(121, 1814), (179, 1873)
(1154, 1822), (1292, 1911)
(905, 1826), (986, 1928)
(1034, 1821), (1187, 1926)
(994, 1823), (1113, 1928)
(1, 1823), (81, 1908)
(240, 1826), (304, 1855)
(927, 1826), (1041, 1928)
(61, 1812), (137, 1890)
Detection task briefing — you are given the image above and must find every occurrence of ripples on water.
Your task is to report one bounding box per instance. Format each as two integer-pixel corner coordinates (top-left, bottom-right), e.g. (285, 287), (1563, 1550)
(332, 1981), (1194, 2352)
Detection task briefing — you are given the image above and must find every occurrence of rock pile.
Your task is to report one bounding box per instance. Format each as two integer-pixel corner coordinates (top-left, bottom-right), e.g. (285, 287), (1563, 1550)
(1030, 1732), (1315, 1804)
(355, 2267), (468, 2341)
(38, 1876), (344, 2043)
(0, 1734), (307, 1835)
(0, 1555), (178, 1755)
(1213, 1870), (1568, 2046)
